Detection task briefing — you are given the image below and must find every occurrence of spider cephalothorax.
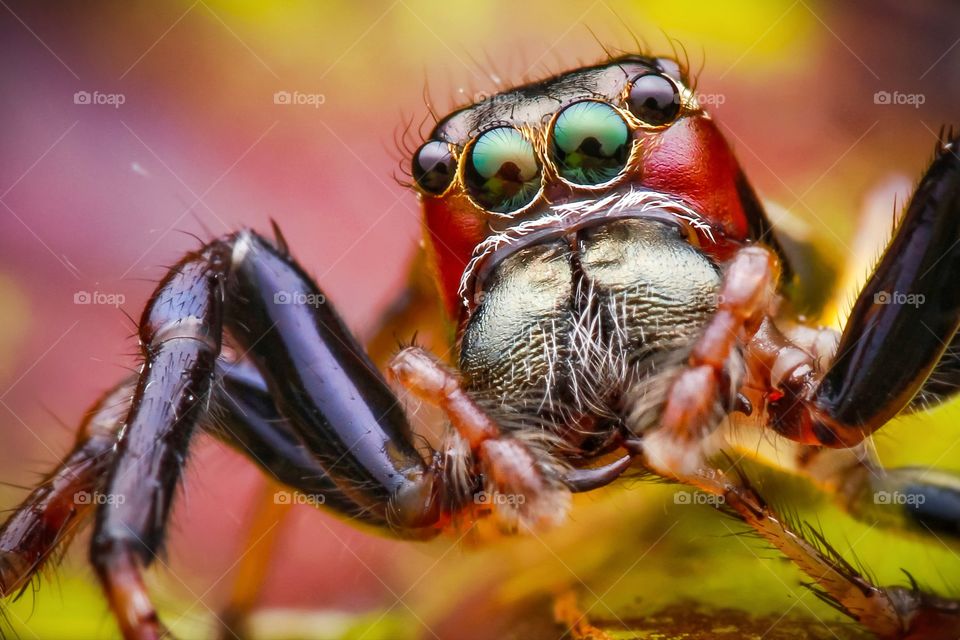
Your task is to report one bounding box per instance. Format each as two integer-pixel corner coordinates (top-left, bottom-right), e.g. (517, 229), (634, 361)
(2, 53), (960, 640)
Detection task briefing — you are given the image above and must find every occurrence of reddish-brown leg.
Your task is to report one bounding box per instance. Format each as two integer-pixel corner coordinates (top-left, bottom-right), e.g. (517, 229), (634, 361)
(642, 245), (779, 477)
(388, 346), (572, 532)
(690, 469), (960, 639)
(0, 380), (131, 597)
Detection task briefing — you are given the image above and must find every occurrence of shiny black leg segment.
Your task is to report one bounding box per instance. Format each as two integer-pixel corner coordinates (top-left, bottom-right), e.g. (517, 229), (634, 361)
(213, 361), (391, 526)
(85, 229), (445, 639)
(0, 356), (398, 604)
(222, 232), (441, 533)
(90, 238), (232, 639)
(92, 240), (228, 558)
(909, 335), (960, 410)
(771, 134), (960, 446)
(839, 464), (960, 542)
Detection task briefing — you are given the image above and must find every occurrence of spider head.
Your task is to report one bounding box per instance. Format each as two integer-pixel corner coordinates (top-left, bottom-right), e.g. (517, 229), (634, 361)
(411, 55), (765, 318)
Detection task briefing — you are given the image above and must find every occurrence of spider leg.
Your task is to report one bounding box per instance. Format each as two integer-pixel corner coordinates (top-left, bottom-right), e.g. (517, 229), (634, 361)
(0, 348), (437, 635)
(220, 233), (448, 532)
(769, 133), (960, 447)
(627, 239), (960, 636)
(908, 337), (960, 410)
(387, 346), (574, 532)
(79, 229), (459, 640)
(690, 469), (960, 640)
(90, 238), (232, 640)
(212, 360), (380, 520)
(640, 244), (778, 477)
(213, 479), (287, 640)
(0, 380), (132, 598)
(831, 462), (960, 545)
(0, 363), (304, 601)
(731, 437), (960, 546)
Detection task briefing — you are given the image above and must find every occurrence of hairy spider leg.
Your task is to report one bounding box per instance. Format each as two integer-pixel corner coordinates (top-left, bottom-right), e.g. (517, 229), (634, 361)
(71, 230), (468, 640)
(770, 133), (960, 447)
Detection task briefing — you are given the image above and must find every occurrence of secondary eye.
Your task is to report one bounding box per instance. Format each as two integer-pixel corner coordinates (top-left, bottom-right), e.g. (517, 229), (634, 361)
(550, 100), (631, 186)
(464, 126), (541, 214)
(627, 73), (681, 126)
(412, 140), (456, 195)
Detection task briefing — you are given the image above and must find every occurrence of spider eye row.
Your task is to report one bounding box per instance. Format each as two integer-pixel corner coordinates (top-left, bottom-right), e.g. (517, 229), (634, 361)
(412, 71), (683, 214)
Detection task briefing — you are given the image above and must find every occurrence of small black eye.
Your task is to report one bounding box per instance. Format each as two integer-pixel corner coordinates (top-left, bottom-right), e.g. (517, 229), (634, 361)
(464, 126), (541, 214)
(412, 140), (456, 195)
(627, 73), (681, 126)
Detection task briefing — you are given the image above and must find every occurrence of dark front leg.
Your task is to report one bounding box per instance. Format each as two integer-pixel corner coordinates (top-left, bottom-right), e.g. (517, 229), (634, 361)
(0, 354), (414, 612)
(91, 239), (231, 640)
(87, 229), (447, 640)
(223, 232), (443, 534)
(214, 360), (393, 526)
(771, 133), (960, 446)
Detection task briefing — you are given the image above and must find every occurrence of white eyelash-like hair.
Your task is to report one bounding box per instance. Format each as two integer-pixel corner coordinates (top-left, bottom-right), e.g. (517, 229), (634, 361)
(457, 188), (716, 308)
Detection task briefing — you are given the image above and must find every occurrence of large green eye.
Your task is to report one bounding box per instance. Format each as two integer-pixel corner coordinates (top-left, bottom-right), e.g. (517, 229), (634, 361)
(550, 101), (631, 186)
(465, 126), (541, 214)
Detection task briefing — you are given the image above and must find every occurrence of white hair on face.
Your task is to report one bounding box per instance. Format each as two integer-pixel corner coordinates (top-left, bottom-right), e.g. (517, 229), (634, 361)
(457, 188), (716, 308)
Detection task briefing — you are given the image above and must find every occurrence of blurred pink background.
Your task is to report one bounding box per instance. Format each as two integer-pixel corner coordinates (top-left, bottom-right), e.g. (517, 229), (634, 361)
(1, 1), (958, 637)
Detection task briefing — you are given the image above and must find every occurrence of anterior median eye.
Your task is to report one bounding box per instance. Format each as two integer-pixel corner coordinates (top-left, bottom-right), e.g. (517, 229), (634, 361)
(465, 126), (541, 214)
(550, 100), (631, 186)
(412, 140), (456, 195)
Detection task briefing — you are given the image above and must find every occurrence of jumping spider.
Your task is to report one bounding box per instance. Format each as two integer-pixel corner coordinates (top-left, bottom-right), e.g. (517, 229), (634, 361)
(2, 54), (960, 639)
